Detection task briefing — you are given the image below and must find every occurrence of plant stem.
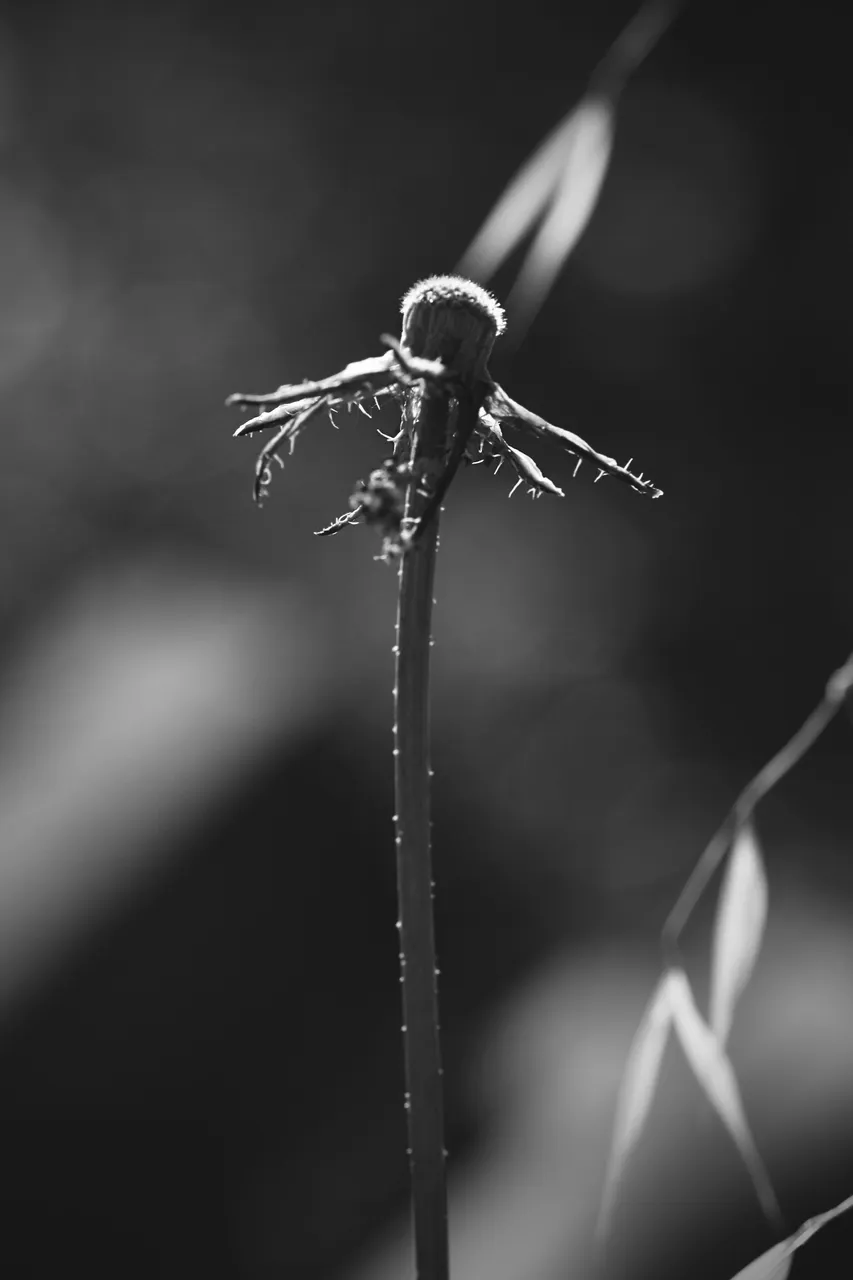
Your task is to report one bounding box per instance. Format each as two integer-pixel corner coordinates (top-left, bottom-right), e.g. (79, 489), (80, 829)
(393, 384), (453, 1280)
(392, 281), (496, 1280)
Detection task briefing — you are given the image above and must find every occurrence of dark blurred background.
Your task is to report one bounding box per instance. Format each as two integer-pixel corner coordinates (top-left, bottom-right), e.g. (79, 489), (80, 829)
(1, 1), (852, 1276)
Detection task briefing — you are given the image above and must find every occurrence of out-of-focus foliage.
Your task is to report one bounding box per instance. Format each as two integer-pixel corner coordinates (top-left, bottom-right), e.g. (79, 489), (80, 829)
(458, 0), (682, 333)
(710, 822), (768, 1047)
(729, 1190), (853, 1280)
(602, 649), (853, 1249)
(1, 0), (852, 1277)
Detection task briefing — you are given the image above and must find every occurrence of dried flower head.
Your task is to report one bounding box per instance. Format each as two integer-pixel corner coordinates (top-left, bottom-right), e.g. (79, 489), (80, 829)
(227, 275), (661, 557)
(401, 275), (505, 379)
(401, 275), (506, 334)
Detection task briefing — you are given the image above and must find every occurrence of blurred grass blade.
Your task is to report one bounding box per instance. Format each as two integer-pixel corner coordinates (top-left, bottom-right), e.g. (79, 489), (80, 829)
(728, 1241), (792, 1280)
(456, 110), (584, 284)
(504, 95), (614, 333)
(710, 821), (769, 1045)
(728, 1190), (853, 1279)
(668, 969), (782, 1229)
(596, 970), (674, 1238)
(457, 0), (682, 336)
(802, 1189), (853, 1237)
(603, 0), (683, 79)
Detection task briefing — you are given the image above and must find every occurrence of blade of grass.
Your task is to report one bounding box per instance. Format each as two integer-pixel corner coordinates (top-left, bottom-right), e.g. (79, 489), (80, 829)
(504, 96), (614, 334)
(728, 1190), (853, 1280)
(664, 653), (853, 957)
(596, 970), (675, 1239)
(668, 969), (782, 1230)
(728, 1241), (793, 1280)
(457, 0), (685, 337)
(710, 820), (768, 1046)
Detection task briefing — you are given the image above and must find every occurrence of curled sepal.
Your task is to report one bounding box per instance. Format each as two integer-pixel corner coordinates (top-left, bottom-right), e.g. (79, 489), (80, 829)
(230, 395), (326, 436)
(481, 415), (564, 497)
(251, 395), (330, 504)
(228, 353), (400, 418)
(487, 382), (663, 498)
(229, 343), (456, 504)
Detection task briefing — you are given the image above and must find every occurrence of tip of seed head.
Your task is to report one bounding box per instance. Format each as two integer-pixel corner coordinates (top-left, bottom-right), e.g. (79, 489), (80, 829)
(401, 275), (506, 336)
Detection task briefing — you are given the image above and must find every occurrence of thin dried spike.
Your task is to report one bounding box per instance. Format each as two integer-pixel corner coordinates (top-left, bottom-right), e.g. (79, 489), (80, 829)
(508, 478), (523, 498)
(314, 508), (362, 537)
(378, 427), (409, 457)
(625, 457), (633, 469)
(595, 468), (606, 483)
(357, 400), (373, 418)
(494, 457), (504, 476)
(573, 458), (583, 477)
(390, 428), (410, 461)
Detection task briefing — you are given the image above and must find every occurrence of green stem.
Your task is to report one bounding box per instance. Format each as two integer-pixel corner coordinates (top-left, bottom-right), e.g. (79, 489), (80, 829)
(393, 385), (452, 1280)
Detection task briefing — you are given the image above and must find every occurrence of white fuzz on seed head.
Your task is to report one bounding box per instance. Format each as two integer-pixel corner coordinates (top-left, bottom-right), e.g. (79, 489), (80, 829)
(400, 275), (506, 336)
